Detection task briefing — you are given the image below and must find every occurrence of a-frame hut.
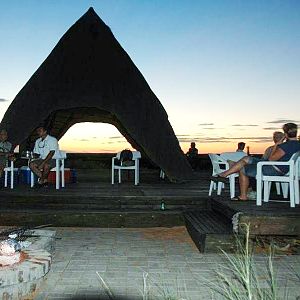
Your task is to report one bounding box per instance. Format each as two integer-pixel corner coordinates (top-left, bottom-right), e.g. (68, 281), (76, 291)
(1, 7), (194, 182)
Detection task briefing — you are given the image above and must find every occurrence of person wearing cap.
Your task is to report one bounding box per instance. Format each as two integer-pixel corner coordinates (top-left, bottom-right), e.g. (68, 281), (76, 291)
(29, 125), (59, 187)
(0, 129), (14, 180)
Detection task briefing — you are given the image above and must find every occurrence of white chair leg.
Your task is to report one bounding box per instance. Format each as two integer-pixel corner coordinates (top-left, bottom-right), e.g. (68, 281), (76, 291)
(208, 181), (214, 196)
(4, 169), (8, 188)
(217, 182), (222, 195)
(290, 182), (295, 208)
(55, 159), (60, 190)
(282, 183), (289, 198)
(10, 161), (14, 189)
(137, 161), (140, 184)
(263, 181), (269, 202)
(30, 171), (34, 188)
(112, 167), (114, 184)
(295, 178), (299, 205)
(118, 169), (121, 183)
(229, 177), (235, 199)
(61, 159), (65, 188)
(275, 182), (281, 195)
(135, 168), (138, 185)
(256, 178), (262, 206)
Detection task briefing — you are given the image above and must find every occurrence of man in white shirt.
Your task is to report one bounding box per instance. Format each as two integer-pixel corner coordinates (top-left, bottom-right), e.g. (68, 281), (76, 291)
(29, 125), (59, 187)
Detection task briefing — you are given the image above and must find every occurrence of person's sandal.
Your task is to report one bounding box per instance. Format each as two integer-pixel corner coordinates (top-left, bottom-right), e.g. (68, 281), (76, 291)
(231, 196), (248, 201)
(42, 182), (49, 188)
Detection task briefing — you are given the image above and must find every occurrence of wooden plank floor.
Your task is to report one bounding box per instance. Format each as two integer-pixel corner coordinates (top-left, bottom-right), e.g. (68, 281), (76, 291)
(1, 169), (299, 233)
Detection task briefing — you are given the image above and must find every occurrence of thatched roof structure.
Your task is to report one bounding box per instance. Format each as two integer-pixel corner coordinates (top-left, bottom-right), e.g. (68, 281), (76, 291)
(1, 7), (194, 181)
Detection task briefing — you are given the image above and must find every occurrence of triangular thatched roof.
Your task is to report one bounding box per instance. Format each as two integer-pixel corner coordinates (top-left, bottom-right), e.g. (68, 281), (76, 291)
(1, 7), (193, 181)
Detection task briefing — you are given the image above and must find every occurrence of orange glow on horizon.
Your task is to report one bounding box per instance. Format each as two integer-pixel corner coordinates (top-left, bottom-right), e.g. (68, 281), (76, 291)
(58, 122), (270, 155)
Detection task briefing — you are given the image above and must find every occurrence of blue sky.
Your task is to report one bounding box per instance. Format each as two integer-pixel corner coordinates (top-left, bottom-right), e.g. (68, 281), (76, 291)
(0, 0), (299, 153)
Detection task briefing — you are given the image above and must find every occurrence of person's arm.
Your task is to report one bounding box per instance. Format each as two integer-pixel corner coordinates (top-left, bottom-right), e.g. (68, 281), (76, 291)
(268, 147), (285, 161)
(268, 138), (285, 161)
(40, 138), (58, 167)
(262, 146), (272, 160)
(41, 150), (55, 164)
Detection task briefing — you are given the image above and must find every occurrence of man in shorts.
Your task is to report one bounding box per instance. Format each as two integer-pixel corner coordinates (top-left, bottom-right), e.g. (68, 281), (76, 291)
(213, 123), (300, 201)
(29, 125), (59, 187)
(0, 129), (13, 179)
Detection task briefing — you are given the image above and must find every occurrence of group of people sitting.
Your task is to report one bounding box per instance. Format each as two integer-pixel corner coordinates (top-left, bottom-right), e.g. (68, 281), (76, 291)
(212, 122), (300, 201)
(0, 125), (59, 188)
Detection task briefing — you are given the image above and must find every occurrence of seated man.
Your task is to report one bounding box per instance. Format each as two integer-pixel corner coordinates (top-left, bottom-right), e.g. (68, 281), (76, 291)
(0, 129), (14, 179)
(29, 125), (59, 187)
(186, 142), (198, 170)
(236, 142), (246, 152)
(213, 123), (300, 201)
(187, 142), (198, 157)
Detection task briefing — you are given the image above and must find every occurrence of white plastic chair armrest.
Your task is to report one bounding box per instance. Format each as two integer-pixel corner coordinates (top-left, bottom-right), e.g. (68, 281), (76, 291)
(257, 161), (291, 166)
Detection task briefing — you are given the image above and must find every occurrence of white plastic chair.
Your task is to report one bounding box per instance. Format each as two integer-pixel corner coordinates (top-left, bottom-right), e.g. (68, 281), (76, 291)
(208, 153), (241, 199)
(220, 151), (247, 162)
(30, 150), (67, 189)
(112, 151), (141, 185)
(4, 160), (18, 189)
(256, 151), (300, 207)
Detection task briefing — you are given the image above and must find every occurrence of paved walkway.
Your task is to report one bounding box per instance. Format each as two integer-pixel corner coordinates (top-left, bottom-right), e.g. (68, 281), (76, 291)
(34, 227), (300, 300)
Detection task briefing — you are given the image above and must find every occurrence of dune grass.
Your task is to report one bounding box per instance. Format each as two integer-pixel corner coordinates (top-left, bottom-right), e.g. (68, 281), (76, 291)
(207, 223), (291, 300)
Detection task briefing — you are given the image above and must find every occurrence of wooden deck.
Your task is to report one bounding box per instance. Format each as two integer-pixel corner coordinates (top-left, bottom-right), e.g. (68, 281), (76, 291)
(1, 169), (300, 251)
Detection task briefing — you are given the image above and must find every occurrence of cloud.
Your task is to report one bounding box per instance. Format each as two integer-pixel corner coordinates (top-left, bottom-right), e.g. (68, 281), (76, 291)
(267, 119), (299, 124)
(252, 139), (272, 143)
(263, 127), (280, 130)
(0, 98), (9, 102)
(176, 134), (191, 137)
(202, 127), (223, 130)
(231, 124), (258, 127)
(198, 123), (214, 126)
(178, 136), (272, 144)
(178, 137), (227, 143)
(108, 136), (124, 140)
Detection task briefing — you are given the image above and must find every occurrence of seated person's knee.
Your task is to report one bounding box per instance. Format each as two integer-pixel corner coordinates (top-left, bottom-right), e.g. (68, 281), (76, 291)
(242, 156), (251, 164)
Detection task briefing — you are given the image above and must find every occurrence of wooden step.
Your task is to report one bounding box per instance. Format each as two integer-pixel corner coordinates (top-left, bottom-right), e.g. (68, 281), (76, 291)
(0, 209), (186, 228)
(211, 198), (300, 236)
(0, 194), (208, 211)
(184, 211), (235, 253)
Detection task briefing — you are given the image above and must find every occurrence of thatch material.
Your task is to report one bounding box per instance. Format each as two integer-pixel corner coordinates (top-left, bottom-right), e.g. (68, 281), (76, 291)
(1, 8), (194, 181)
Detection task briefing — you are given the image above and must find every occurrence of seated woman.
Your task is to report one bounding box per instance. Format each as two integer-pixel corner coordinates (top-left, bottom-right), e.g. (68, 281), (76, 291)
(213, 123), (300, 201)
(262, 131), (285, 160)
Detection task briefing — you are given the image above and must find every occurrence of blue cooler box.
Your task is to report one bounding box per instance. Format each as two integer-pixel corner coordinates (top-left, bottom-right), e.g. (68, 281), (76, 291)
(20, 166), (37, 185)
(70, 169), (77, 183)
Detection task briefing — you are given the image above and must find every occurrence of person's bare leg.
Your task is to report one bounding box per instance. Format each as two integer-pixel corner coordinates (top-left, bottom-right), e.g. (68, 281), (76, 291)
(238, 171), (250, 200)
(29, 162), (42, 179)
(219, 157), (250, 177)
(41, 164), (51, 184)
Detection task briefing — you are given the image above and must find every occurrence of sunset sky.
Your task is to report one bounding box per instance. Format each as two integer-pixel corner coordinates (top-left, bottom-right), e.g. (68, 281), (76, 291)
(0, 1), (299, 154)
